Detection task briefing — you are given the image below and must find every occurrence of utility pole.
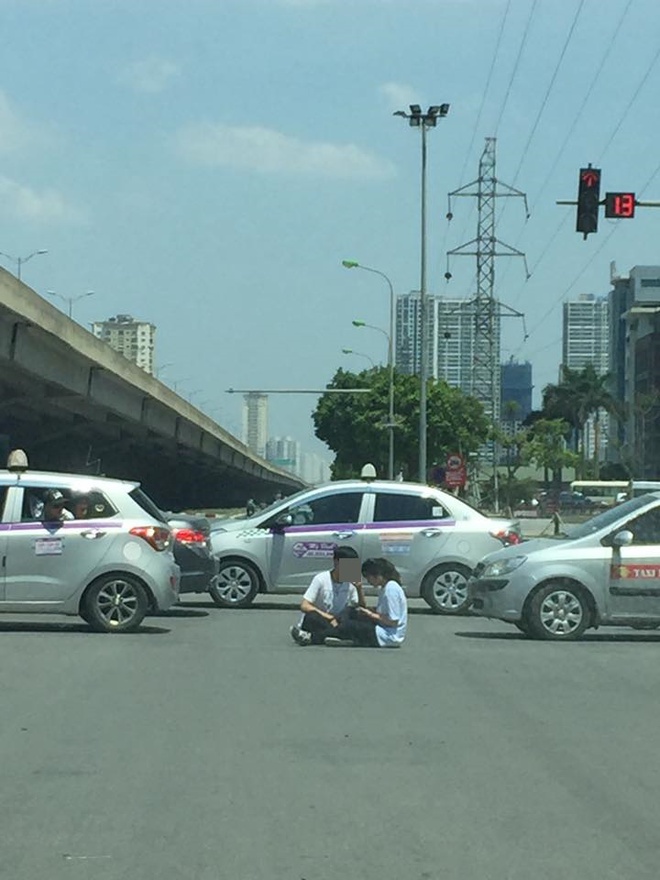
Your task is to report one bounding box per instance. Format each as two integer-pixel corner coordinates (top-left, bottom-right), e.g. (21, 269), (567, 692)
(446, 137), (529, 512)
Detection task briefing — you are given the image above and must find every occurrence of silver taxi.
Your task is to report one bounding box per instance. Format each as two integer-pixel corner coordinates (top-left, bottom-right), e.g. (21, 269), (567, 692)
(0, 461), (180, 632)
(469, 492), (660, 640)
(209, 479), (520, 613)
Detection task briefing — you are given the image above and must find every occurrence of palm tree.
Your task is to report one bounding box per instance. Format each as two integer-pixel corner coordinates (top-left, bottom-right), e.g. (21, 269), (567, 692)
(542, 365), (618, 478)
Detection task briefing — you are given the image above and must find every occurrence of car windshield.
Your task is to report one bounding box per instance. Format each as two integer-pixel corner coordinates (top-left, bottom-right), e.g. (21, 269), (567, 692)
(563, 494), (654, 539)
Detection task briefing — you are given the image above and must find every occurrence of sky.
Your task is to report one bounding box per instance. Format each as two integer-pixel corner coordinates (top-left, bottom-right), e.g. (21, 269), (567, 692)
(1, 0), (660, 467)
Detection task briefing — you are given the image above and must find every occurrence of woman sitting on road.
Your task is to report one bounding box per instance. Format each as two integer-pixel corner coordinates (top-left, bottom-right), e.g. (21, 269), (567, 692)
(324, 557), (408, 648)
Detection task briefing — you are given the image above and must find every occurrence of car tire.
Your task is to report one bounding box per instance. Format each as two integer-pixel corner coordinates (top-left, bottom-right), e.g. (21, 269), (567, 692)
(527, 581), (591, 641)
(421, 563), (472, 615)
(209, 559), (260, 608)
(81, 574), (148, 633)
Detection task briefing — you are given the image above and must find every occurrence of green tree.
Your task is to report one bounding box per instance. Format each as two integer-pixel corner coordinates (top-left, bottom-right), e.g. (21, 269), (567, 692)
(313, 367), (490, 479)
(524, 418), (578, 487)
(542, 364), (617, 478)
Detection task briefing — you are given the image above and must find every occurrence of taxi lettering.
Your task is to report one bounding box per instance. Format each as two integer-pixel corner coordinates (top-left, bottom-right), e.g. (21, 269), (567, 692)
(611, 564), (660, 579)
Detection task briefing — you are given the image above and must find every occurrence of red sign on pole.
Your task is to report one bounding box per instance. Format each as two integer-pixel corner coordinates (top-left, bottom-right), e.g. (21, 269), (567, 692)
(445, 453), (466, 488)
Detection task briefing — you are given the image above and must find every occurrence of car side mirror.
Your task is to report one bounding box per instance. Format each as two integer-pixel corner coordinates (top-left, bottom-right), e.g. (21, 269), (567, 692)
(611, 530), (634, 548)
(273, 512), (293, 529)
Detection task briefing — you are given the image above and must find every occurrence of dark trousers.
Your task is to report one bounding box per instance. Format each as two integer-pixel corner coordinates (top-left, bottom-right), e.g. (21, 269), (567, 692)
(330, 616), (379, 647)
(301, 607), (378, 646)
(301, 610), (343, 645)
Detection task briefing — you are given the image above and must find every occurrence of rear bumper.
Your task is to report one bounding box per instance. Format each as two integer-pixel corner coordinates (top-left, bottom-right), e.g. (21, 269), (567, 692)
(152, 563), (181, 610)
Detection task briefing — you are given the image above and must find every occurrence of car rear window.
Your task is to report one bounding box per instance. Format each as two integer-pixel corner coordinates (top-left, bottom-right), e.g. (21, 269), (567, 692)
(129, 487), (168, 523)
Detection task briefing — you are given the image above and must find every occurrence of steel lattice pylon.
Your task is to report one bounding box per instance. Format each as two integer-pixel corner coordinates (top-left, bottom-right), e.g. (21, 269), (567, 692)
(446, 137), (529, 426)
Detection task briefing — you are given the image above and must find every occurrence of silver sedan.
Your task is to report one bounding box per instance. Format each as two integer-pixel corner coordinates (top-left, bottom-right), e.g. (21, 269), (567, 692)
(469, 492), (660, 640)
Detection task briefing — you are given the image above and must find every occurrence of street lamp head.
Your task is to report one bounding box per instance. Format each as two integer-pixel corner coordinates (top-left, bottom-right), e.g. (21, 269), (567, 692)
(36, 249), (48, 256)
(342, 260), (359, 269)
(341, 348), (353, 354)
(409, 104), (421, 115)
(392, 110), (407, 118)
(352, 320), (366, 327)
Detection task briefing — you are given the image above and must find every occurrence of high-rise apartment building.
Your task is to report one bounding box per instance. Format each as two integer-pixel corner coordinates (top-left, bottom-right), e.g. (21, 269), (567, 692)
(91, 314), (156, 374)
(242, 393), (268, 458)
(501, 358), (532, 424)
(609, 264), (660, 476)
(562, 294), (610, 374)
(562, 294), (610, 459)
(265, 435), (300, 472)
(395, 292), (500, 413)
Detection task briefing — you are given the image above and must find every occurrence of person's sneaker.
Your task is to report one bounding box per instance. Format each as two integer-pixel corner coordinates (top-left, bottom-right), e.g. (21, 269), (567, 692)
(324, 637), (355, 648)
(290, 625), (312, 646)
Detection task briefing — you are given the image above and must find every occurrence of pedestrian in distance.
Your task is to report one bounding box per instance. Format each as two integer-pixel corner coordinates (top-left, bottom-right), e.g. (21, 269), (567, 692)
(324, 557), (408, 648)
(290, 546), (365, 646)
(246, 498), (257, 517)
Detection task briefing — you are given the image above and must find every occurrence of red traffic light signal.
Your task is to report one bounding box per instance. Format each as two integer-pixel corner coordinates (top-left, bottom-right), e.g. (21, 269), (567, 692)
(605, 192), (636, 218)
(576, 166), (601, 236)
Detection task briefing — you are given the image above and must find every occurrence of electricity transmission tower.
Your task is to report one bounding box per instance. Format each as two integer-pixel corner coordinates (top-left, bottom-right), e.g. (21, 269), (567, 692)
(445, 137), (530, 510)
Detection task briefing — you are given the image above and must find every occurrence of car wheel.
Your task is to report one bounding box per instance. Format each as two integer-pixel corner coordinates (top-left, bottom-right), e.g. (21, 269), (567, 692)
(81, 574), (148, 633)
(421, 563), (472, 615)
(527, 581), (590, 641)
(209, 559), (260, 608)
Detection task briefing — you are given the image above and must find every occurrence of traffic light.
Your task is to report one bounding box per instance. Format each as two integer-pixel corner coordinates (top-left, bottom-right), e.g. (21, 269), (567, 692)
(576, 166), (601, 237)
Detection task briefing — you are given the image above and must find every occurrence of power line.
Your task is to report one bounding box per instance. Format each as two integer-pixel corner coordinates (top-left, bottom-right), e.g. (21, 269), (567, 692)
(494, 0), (541, 136)
(509, 0), (586, 189)
(457, 0), (513, 188)
(597, 40), (660, 164)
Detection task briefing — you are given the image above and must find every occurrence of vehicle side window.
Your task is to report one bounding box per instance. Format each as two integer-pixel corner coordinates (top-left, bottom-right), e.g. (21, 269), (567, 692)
(21, 487), (69, 521)
(626, 507), (660, 545)
(20, 487), (118, 522)
(373, 492), (448, 522)
(289, 492), (363, 526)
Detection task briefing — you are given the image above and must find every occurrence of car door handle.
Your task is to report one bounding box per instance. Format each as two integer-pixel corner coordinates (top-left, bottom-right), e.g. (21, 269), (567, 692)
(80, 529), (107, 540)
(421, 529), (443, 538)
(332, 531), (356, 539)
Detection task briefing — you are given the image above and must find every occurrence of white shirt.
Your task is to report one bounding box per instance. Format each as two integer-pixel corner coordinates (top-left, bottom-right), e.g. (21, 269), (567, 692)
(302, 570), (358, 617)
(375, 580), (408, 647)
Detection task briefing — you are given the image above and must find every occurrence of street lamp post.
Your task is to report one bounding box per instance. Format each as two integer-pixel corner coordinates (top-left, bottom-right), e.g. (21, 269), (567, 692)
(0, 249), (48, 281)
(47, 289), (95, 319)
(341, 348), (375, 369)
(343, 260), (396, 480)
(352, 318), (396, 480)
(393, 104), (449, 482)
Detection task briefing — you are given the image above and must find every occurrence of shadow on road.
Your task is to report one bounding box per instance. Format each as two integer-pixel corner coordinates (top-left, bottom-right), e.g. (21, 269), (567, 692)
(0, 620), (171, 635)
(455, 630), (660, 643)
(151, 607), (210, 619)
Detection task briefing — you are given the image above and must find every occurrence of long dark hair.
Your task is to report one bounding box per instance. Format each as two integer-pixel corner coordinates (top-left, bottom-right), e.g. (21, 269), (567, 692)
(361, 557), (402, 585)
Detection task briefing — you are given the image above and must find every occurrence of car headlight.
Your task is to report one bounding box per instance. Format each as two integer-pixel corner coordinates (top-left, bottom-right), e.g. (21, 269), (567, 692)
(481, 555), (527, 578)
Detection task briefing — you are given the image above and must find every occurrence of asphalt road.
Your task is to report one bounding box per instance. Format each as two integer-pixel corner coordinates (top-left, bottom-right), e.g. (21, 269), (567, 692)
(2, 597), (660, 880)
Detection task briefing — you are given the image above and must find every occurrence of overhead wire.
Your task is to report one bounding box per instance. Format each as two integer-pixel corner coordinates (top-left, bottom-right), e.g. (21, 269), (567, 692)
(502, 0), (645, 310)
(493, 0), (541, 136)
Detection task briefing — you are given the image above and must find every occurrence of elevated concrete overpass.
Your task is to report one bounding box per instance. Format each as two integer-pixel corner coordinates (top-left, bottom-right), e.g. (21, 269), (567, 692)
(0, 268), (306, 510)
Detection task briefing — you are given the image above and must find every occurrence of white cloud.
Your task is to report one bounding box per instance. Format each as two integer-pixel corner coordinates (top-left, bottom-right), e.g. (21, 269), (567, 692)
(0, 175), (86, 224)
(380, 82), (421, 113)
(175, 123), (395, 179)
(118, 57), (181, 94)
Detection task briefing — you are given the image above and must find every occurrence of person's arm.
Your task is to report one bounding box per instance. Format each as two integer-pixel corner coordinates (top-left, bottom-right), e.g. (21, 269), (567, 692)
(353, 581), (367, 608)
(300, 596), (335, 622)
(357, 605), (399, 627)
